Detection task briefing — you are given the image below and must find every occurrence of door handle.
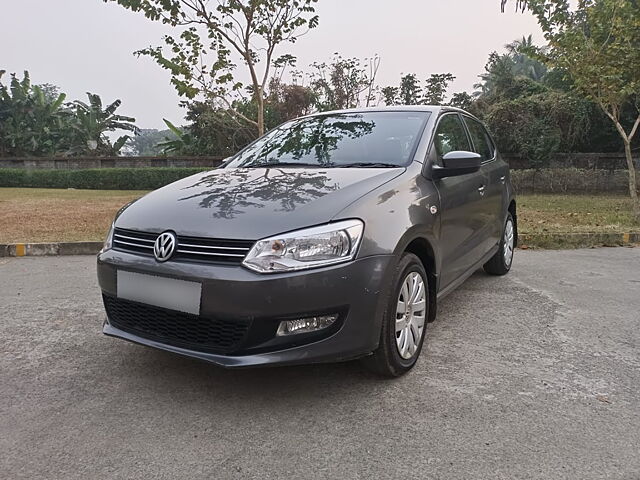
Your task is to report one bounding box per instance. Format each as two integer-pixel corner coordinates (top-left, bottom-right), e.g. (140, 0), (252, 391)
(500, 176), (506, 184)
(478, 185), (486, 197)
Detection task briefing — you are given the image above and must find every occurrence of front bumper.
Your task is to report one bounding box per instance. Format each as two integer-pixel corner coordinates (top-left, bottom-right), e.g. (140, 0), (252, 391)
(97, 250), (395, 368)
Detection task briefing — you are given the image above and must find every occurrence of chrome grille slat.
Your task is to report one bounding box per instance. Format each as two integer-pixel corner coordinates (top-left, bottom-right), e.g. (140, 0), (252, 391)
(115, 239), (154, 249)
(114, 233), (155, 244)
(112, 228), (254, 265)
(176, 249), (246, 258)
(114, 228), (159, 241)
(178, 243), (250, 252)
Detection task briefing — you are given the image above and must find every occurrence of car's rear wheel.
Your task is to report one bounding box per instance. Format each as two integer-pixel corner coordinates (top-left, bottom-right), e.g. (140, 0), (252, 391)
(362, 253), (428, 377)
(483, 213), (515, 276)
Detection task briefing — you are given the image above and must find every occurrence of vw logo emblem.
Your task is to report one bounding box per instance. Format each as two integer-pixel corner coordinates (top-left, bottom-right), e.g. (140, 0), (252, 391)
(154, 232), (177, 262)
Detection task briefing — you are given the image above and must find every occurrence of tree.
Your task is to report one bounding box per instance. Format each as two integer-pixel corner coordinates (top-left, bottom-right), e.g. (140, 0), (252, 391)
(484, 91), (590, 170)
(399, 74), (422, 105)
(309, 54), (380, 111)
(518, 0), (640, 221)
(160, 102), (255, 156)
(449, 92), (474, 110)
(506, 35), (547, 81)
(383, 73), (455, 106)
(381, 86), (399, 106)
(475, 52), (517, 98)
(423, 73), (456, 105)
(125, 128), (169, 156)
(267, 77), (316, 119)
(382, 74), (421, 106)
(68, 93), (139, 156)
(106, 0), (319, 137)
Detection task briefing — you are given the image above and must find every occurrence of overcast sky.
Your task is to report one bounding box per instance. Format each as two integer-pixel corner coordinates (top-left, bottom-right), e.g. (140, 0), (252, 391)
(1, 0), (543, 130)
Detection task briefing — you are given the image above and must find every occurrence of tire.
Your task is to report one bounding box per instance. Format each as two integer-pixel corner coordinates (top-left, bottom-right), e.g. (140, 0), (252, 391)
(361, 253), (429, 377)
(483, 213), (515, 276)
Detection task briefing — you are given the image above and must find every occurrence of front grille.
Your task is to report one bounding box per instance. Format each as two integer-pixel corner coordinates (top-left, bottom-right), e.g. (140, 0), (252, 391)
(113, 228), (254, 265)
(175, 235), (254, 264)
(103, 295), (250, 354)
(113, 229), (157, 255)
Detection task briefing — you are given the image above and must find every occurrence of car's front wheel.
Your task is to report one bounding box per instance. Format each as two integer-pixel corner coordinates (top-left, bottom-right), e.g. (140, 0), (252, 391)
(484, 213), (515, 276)
(362, 253), (428, 377)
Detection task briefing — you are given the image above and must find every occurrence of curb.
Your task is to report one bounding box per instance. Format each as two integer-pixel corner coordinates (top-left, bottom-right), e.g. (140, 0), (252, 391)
(0, 242), (103, 257)
(1, 233), (639, 258)
(518, 232), (640, 249)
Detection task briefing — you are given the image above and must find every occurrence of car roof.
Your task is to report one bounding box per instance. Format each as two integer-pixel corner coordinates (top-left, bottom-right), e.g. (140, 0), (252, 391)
(302, 105), (472, 119)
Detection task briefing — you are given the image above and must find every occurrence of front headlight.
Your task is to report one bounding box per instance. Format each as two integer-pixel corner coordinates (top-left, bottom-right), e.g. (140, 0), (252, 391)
(242, 219), (364, 274)
(101, 222), (115, 253)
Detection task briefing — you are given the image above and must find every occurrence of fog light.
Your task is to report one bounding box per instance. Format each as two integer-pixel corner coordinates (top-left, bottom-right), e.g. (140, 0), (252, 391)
(276, 315), (338, 336)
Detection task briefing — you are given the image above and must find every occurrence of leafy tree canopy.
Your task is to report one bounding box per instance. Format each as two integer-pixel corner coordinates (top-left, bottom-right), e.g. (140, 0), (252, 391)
(383, 73), (456, 106)
(516, 0), (640, 219)
(105, 0), (319, 136)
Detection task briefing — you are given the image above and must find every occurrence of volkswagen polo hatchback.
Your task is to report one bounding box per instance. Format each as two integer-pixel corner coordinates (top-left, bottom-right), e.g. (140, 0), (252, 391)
(98, 106), (517, 377)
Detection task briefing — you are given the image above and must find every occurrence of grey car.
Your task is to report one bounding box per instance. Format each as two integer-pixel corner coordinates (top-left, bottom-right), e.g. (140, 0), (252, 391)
(97, 106), (516, 377)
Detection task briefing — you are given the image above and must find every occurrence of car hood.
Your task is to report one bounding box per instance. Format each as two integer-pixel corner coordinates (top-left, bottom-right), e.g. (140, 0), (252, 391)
(116, 167), (404, 240)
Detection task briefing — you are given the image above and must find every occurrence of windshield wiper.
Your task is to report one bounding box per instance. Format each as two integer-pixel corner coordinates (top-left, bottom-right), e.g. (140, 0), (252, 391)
(248, 162), (321, 168)
(244, 162), (402, 169)
(341, 162), (403, 168)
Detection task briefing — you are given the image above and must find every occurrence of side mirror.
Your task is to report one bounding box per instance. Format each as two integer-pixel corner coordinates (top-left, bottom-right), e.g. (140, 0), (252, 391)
(431, 151), (482, 179)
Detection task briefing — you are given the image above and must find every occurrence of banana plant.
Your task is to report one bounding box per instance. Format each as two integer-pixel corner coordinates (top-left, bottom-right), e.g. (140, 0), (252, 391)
(68, 93), (139, 155)
(157, 118), (193, 154)
(0, 70), (70, 156)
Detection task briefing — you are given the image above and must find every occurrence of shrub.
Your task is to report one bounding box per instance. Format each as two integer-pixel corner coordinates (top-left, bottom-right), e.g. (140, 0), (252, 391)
(512, 168), (638, 194)
(0, 167), (209, 190)
(483, 92), (591, 169)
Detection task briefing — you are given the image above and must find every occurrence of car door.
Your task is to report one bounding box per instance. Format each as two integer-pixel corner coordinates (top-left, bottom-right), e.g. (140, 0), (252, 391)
(463, 116), (508, 253)
(431, 113), (490, 289)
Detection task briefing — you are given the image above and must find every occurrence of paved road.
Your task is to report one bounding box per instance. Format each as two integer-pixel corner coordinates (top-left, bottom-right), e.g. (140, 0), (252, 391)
(1, 249), (639, 479)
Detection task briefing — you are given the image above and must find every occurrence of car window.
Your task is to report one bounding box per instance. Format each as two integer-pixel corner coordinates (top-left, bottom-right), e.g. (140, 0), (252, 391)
(433, 114), (471, 158)
(464, 117), (494, 161)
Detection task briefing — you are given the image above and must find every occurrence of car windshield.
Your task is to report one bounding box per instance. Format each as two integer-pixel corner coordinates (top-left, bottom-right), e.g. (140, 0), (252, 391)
(226, 111), (430, 168)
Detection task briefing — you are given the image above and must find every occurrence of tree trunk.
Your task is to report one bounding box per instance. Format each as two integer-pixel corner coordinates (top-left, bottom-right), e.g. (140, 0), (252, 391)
(256, 88), (265, 137)
(623, 140), (640, 222)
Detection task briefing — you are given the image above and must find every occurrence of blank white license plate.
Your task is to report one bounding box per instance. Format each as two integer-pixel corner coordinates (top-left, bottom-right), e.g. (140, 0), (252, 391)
(117, 270), (202, 315)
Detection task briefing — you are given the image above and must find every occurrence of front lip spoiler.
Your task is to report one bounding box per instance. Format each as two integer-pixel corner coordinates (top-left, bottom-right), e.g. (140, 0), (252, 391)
(103, 322), (274, 368)
(103, 322), (370, 368)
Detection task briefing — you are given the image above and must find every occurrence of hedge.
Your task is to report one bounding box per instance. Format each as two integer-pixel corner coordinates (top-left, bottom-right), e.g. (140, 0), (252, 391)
(0, 166), (637, 194)
(512, 168), (637, 194)
(0, 168), (209, 190)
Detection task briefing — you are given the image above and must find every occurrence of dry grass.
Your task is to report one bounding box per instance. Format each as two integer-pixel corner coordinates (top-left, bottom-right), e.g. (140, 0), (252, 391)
(0, 188), (147, 243)
(0, 189), (638, 244)
(518, 194), (638, 234)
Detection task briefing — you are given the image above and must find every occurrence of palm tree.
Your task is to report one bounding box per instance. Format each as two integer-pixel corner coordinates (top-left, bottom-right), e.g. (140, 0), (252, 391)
(473, 35), (548, 98)
(70, 93), (138, 155)
(473, 52), (516, 98)
(506, 35), (548, 81)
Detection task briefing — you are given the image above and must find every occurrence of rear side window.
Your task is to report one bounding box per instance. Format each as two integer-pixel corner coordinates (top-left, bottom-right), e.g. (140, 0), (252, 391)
(433, 114), (471, 158)
(464, 117), (495, 161)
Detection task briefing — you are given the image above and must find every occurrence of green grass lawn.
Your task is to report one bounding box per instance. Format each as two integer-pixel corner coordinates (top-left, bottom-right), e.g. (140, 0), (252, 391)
(0, 188), (638, 245)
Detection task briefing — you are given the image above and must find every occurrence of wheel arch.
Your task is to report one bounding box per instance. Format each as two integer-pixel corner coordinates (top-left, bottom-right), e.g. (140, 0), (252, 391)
(403, 237), (438, 324)
(508, 198), (518, 248)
